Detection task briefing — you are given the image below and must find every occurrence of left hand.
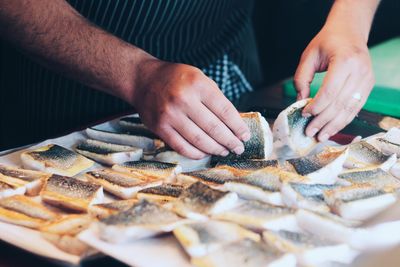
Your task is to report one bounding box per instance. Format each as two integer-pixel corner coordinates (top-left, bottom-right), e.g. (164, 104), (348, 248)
(293, 25), (375, 142)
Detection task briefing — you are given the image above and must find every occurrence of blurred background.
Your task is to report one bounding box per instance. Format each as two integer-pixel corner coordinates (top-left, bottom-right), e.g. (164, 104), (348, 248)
(1, 0), (399, 151)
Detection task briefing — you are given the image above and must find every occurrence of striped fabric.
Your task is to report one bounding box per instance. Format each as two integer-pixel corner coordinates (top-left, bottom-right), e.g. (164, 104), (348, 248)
(0, 0), (262, 149)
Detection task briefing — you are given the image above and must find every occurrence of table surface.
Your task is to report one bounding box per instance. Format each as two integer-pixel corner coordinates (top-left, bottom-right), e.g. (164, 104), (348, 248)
(0, 84), (390, 267)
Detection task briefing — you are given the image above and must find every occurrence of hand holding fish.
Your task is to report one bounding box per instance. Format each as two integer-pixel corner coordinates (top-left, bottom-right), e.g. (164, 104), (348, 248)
(131, 60), (250, 159)
(294, 0), (380, 142)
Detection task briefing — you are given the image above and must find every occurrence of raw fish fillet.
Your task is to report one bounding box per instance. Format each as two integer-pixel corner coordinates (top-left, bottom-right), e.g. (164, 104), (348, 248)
(153, 149), (211, 172)
(137, 184), (184, 203)
(89, 199), (138, 219)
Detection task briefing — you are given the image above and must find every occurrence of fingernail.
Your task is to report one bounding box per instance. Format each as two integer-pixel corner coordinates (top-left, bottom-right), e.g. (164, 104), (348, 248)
(308, 128), (319, 137)
(233, 145), (245, 155)
(319, 133), (329, 142)
(241, 132), (251, 142)
(302, 112), (311, 118)
(220, 150), (229, 157)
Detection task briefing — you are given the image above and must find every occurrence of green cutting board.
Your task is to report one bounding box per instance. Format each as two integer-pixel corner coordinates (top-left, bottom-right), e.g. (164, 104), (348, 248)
(283, 37), (400, 117)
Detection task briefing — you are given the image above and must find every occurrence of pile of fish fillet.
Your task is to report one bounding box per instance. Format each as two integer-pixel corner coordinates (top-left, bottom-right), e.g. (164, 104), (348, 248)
(0, 98), (399, 267)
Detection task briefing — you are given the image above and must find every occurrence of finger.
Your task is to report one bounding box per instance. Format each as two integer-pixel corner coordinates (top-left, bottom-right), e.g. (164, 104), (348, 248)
(305, 73), (356, 138)
(303, 62), (350, 117)
(157, 125), (206, 159)
(293, 50), (319, 100)
(201, 83), (250, 142)
(172, 114), (232, 156)
(187, 102), (245, 155)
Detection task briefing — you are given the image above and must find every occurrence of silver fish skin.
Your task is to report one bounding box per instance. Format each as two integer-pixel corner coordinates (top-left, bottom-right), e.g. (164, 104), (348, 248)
(191, 239), (296, 267)
(177, 166), (246, 186)
(215, 159), (279, 170)
(338, 168), (400, 191)
(273, 99), (317, 158)
(118, 116), (158, 138)
(211, 112), (273, 164)
(137, 184), (184, 200)
(0, 164), (49, 182)
(89, 199), (138, 219)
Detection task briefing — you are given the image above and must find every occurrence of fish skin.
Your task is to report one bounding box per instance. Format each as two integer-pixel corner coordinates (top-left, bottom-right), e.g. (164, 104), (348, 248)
(21, 144), (94, 176)
(40, 214), (93, 235)
(173, 221), (260, 257)
(211, 112), (273, 164)
(137, 183), (184, 200)
(177, 166), (246, 186)
(0, 164), (49, 182)
(273, 99), (317, 158)
(172, 182), (238, 220)
(0, 195), (58, 221)
(41, 175), (103, 211)
(118, 116), (158, 139)
(191, 239), (296, 267)
(345, 141), (396, 170)
(89, 199), (138, 219)
(338, 168), (400, 192)
(215, 159), (279, 170)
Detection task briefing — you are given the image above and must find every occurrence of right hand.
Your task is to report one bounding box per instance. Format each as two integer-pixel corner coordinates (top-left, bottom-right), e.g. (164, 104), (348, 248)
(131, 59), (251, 159)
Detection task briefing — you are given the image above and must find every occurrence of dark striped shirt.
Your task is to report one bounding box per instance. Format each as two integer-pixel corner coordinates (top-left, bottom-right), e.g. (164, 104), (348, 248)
(0, 0), (262, 150)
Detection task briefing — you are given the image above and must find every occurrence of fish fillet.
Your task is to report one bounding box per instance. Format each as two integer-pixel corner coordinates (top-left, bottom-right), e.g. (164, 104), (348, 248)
(96, 199), (185, 243)
(213, 200), (300, 232)
(21, 144), (94, 176)
(76, 139), (143, 165)
(211, 112), (273, 164)
(0, 175), (26, 199)
(368, 128), (400, 157)
(215, 159), (279, 170)
(263, 230), (358, 265)
(42, 232), (95, 256)
(345, 141), (397, 171)
(153, 149), (211, 172)
(137, 183), (184, 203)
(176, 166), (245, 187)
(118, 116), (158, 138)
(173, 220), (260, 257)
(40, 214), (93, 235)
(86, 127), (159, 152)
(172, 182), (238, 220)
(112, 160), (182, 183)
(191, 239), (296, 267)
(0, 164), (49, 196)
(281, 182), (339, 213)
(324, 184), (397, 221)
(0, 195), (58, 228)
(89, 199), (138, 219)
(273, 99), (317, 158)
(41, 175), (104, 212)
(85, 169), (162, 199)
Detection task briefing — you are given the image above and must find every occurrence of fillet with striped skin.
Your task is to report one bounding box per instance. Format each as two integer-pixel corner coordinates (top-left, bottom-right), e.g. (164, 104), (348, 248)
(153, 149), (211, 172)
(86, 127), (160, 152)
(211, 112), (273, 164)
(112, 160), (182, 183)
(273, 99), (317, 158)
(213, 200), (300, 232)
(338, 168), (400, 192)
(40, 214), (93, 235)
(215, 159), (278, 170)
(137, 184), (184, 203)
(41, 175), (104, 212)
(191, 239), (296, 267)
(0, 164), (50, 196)
(85, 169), (162, 199)
(368, 128), (400, 157)
(173, 220), (260, 257)
(345, 141), (397, 171)
(285, 149), (348, 184)
(0, 195), (59, 228)
(118, 116), (157, 138)
(281, 182), (340, 213)
(76, 139), (143, 165)
(0, 175), (26, 199)
(263, 230), (358, 265)
(96, 199), (185, 243)
(21, 144), (94, 176)
(172, 182), (238, 220)
(89, 199), (138, 219)
(324, 184), (397, 221)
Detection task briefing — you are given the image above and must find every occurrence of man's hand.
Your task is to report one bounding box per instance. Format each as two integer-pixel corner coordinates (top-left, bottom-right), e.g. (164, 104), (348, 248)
(132, 60), (250, 159)
(294, 0), (380, 142)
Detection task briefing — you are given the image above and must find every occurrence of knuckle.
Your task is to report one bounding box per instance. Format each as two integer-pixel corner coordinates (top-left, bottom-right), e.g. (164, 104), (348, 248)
(219, 103), (233, 119)
(308, 106), (320, 116)
(191, 133), (204, 147)
(206, 122), (222, 137)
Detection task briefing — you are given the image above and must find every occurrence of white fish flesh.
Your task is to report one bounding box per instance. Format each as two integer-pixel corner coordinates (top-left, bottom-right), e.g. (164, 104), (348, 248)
(263, 230), (358, 265)
(20, 144), (94, 176)
(0, 174), (26, 199)
(40, 214), (93, 235)
(85, 169), (162, 199)
(191, 239), (296, 267)
(273, 99), (317, 158)
(76, 139), (143, 165)
(213, 200), (300, 232)
(96, 199), (186, 243)
(153, 149), (211, 172)
(173, 220), (260, 257)
(172, 182), (238, 220)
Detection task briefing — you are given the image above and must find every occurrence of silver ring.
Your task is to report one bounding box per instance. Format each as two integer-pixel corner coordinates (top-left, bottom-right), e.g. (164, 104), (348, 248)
(352, 92), (362, 101)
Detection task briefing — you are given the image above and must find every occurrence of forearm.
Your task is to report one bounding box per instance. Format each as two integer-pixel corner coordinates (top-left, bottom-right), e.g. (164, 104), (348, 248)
(0, 0), (154, 102)
(325, 0), (381, 43)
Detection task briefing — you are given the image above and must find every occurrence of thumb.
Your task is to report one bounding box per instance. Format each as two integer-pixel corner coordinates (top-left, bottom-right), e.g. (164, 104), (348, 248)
(293, 51), (319, 100)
